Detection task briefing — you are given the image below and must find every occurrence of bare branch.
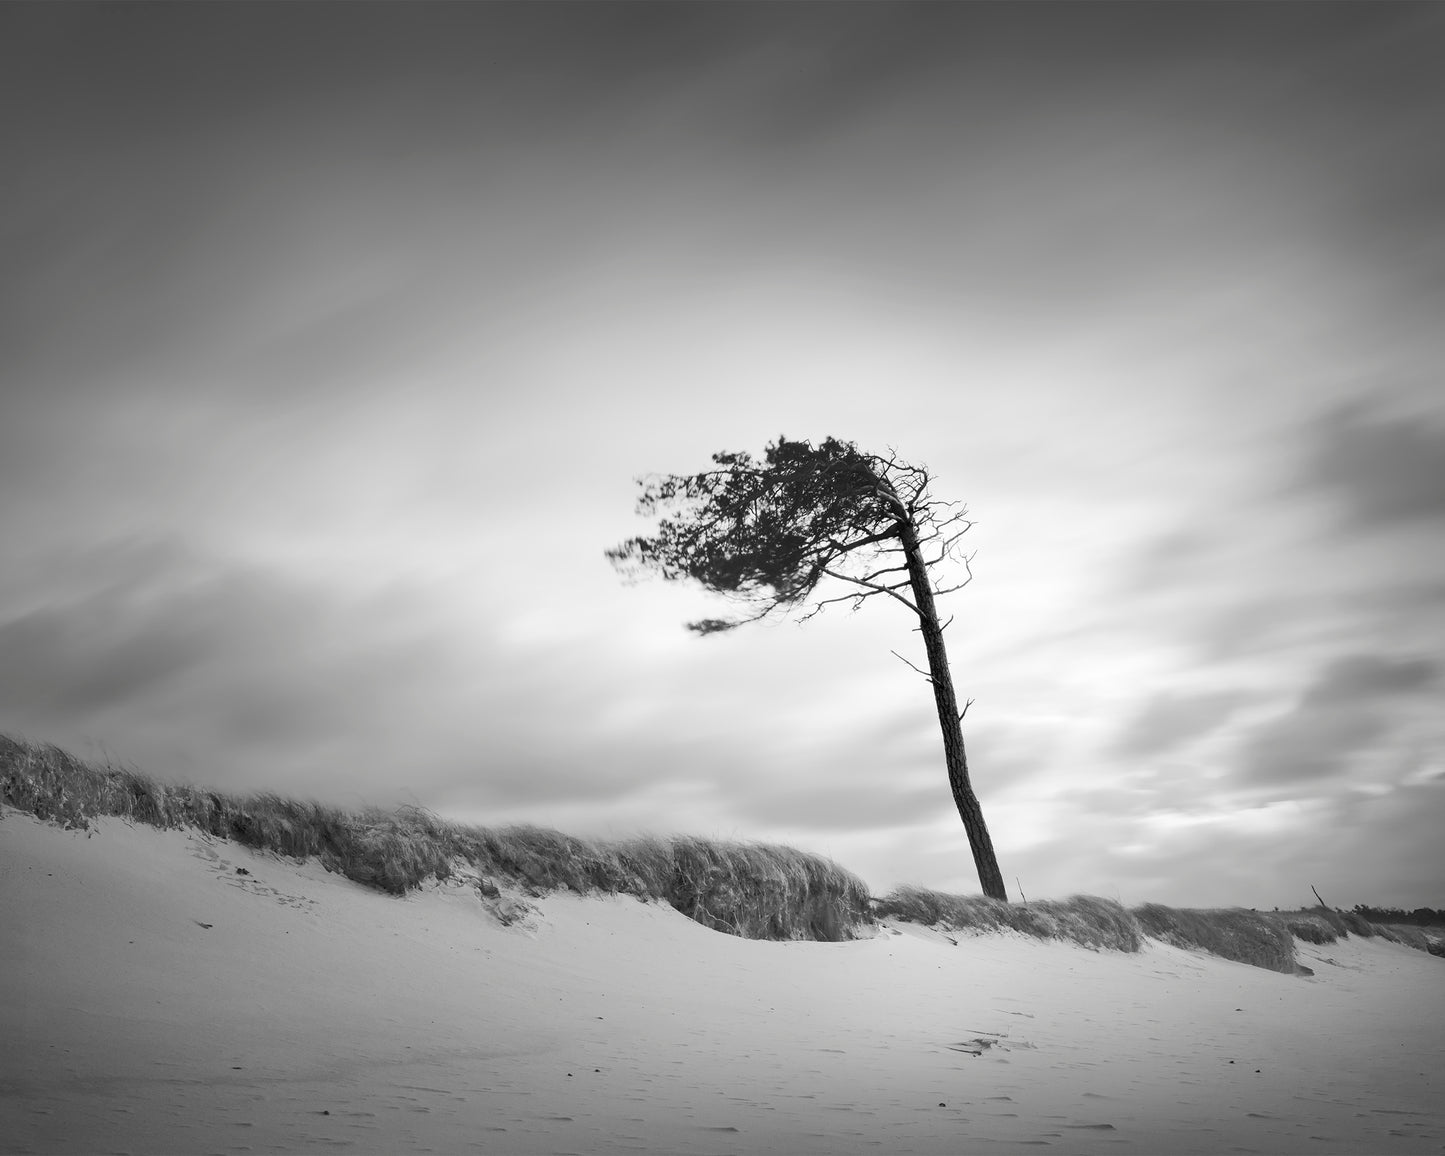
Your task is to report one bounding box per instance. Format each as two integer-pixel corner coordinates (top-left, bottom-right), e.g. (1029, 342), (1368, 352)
(959, 697), (975, 721)
(799, 588), (873, 620)
(820, 566), (920, 617)
(891, 650), (933, 682)
(857, 560), (911, 584)
(938, 525), (972, 553)
(932, 549), (975, 597)
(825, 527), (900, 557)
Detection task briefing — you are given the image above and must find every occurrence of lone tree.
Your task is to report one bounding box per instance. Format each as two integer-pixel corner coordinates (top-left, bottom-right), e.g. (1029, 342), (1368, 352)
(607, 435), (1007, 901)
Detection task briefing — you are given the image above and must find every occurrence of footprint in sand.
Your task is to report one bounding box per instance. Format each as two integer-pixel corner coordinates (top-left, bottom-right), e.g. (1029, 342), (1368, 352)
(187, 834), (318, 911)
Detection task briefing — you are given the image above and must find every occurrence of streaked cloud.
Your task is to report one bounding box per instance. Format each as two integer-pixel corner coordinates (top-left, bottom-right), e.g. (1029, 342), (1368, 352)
(1112, 691), (1254, 760)
(1300, 404), (1445, 528)
(1236, 654), (1438, 787)
(1, 4), (1442, 908)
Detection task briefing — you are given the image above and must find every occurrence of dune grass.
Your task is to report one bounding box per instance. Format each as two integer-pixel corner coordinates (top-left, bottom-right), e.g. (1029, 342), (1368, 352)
(870, 886), (1439, 974)
(1264, 906), (1445, 955)
(3, 733), (1436, 965)
(1278, 912), (1340, 945)
(1375, 924), (1445, 955)
(1132, 903), (1298, 974)
(873, 886), (1143, 952)
(870, 887), (1382, 974)
(0, 734), (870, 941)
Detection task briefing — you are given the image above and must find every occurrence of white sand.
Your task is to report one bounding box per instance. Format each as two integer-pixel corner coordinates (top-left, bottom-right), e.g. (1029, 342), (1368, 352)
(1, 810), (1440, 1155)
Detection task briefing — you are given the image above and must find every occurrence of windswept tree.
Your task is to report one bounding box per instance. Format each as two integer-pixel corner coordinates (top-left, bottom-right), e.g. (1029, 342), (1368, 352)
(607, 435), (1007, 901)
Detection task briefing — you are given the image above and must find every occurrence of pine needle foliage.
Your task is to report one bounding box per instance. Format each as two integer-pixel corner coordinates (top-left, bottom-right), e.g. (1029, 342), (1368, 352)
(608, 437), (900, 631)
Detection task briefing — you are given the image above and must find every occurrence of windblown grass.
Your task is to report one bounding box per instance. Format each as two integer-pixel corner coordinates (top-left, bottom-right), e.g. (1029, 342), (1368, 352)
(5, 733), (1436, 964)
(1340, 909), (1378, 937)
(0, 734), (869, 942)
(1267, 907), (1442, 953)
(1370, 923), (1445, 956)
(1279, 913), (1340, 945)
(874, 886), (1143, 952)
(1304, 906), (1352, 938)
(1132, 903), (1297, 974)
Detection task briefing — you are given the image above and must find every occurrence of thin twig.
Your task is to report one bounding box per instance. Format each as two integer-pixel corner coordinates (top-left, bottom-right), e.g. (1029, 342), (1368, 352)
(890, 650), (933, 682)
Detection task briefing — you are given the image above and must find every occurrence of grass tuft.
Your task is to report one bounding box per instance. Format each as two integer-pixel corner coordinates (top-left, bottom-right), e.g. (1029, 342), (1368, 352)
(0, 734), (870, 940)
(1309, 907), (1352, 938)
(1377, 924), (1435, 952)
(5, 732), (1434, 961)
(1280, 913), (1339, 945)
(1131, 903), (1297, 974)
(874, 886), (1143, 952)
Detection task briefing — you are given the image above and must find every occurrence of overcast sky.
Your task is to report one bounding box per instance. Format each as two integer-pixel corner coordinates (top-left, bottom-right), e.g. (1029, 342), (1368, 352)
(3, 4), (1442, 911)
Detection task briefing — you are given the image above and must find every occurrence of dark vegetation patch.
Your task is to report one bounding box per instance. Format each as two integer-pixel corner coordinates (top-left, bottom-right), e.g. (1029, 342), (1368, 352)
(1280, 913), (1339, 945)
(0, 735), (869, 942)
(5, 734), (1437, 963)
(874, 886), (1143, 952)
(1132, 903), (1298, 974)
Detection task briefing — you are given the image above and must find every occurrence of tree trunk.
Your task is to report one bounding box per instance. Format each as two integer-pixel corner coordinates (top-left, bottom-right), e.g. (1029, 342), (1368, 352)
(897, 516), (1009, 901)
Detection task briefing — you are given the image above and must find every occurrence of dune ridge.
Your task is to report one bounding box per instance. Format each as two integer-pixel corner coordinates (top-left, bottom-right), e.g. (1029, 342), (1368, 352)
(5, 734), (1437, 976)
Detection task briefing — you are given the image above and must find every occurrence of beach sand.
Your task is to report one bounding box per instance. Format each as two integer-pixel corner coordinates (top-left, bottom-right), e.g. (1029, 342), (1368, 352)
(2, 808), (1440, 1155)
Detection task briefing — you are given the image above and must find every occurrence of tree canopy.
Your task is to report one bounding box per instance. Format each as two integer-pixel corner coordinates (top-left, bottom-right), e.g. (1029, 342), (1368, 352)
(609, 435), (1008, 900)
(607, 435), (974, 635)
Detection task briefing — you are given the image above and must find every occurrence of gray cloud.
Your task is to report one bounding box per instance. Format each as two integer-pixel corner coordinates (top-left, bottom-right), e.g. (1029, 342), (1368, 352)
(1235, 653), (1438, 786)
(0, 606), (209, 719)
(0, 537), (503, 795)
(1301, 653), (1438, 705)
(4, 3), (1444, 912)
(1112, 690), (1253, 759)
(1299, 405), (1445, 528)
(0, 542), (320, 722)
(724, 778), (944, 835)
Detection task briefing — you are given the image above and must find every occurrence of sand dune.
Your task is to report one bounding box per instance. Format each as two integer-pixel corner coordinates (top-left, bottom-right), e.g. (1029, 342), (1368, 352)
(2, 809), (1440, 1155)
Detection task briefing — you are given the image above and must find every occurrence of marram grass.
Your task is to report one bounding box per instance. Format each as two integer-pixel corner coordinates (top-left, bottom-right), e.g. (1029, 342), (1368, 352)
(872, 886), (1143, 952)
(2, 734), (1433, 964)
(1132, 903), (1298, 974)
(0, 734), (869, 941)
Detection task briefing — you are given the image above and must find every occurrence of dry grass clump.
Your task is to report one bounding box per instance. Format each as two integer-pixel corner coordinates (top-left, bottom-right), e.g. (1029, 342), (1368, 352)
(0, 734), (870, 940)
(0, 736), (112, 829)
(1310, 907), (1353, 938)
(5, 733), (1428, 957)
(1267, 908), (1445, 957)
(875, 886), (1143, 952)
(1279, 912), (1341, 945)
(1377, 924), (1429, 951)
(1132, 903), (1297, 974)
(444, 825), (871, 940)
(1367, 923), (1445, 956)
(1340, 910), (1378, 938)
(663, 835), (870, 942)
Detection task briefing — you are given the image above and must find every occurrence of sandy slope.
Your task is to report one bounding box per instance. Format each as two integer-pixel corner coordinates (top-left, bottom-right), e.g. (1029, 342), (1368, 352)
(1, 810), (1440, 1155)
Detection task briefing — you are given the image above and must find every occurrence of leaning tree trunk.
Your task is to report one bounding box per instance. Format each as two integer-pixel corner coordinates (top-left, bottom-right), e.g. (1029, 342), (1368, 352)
(897, 516), (1009, 901)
